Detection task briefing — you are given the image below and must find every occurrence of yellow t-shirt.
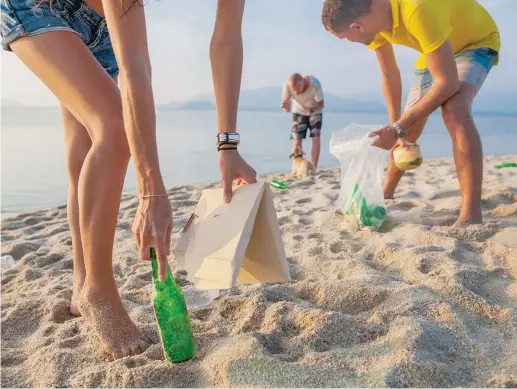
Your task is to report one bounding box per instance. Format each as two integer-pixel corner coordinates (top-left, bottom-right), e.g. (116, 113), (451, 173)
(368, 0), (500, 69)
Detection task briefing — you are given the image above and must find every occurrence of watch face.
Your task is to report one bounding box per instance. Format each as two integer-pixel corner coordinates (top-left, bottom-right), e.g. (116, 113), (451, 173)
(217, 132), (240, 145)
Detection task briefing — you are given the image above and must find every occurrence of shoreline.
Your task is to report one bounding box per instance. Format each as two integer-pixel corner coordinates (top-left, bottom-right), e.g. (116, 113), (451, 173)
(1, 154), (517, 387)
(2, 154), (516, 219)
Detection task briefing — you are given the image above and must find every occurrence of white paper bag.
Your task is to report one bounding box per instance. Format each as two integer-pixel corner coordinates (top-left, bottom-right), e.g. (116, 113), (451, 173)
(173, 182), (291, 290)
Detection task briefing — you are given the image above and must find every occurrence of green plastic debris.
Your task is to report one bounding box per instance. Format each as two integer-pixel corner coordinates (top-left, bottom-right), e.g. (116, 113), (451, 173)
(495, 162), (517, 169)
(151, 248), (196, 363)
(271, 180), (290, 190)
(346, 184), (386, 229)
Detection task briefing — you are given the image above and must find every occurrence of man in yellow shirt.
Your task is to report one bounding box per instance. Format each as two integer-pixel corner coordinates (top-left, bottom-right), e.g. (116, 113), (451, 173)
(322, 0), (500, 227)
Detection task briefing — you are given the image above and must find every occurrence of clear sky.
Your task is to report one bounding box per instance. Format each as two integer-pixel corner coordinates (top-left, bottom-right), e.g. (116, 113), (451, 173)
(1, 0), (515, 107)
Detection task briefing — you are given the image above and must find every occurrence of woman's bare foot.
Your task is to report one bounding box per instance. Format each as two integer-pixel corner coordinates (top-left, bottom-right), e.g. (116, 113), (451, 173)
(78, 286), (149, 359)
(70, 274), (84, 316)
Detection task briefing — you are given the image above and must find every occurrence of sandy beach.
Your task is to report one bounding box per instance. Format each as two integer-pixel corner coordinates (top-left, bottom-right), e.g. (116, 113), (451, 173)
(1, 154), (516, 388)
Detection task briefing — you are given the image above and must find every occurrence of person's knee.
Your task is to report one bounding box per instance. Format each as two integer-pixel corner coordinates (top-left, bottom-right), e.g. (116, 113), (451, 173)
(441, 95), (472, 133)
(88, 114), (131, 165)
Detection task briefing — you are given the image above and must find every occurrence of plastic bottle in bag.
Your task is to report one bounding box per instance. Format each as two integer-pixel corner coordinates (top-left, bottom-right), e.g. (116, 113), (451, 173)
(330, 124), (389, 230)
(348, 184), (387, 229)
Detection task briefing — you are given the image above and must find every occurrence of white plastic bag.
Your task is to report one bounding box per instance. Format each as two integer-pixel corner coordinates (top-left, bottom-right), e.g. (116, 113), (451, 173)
(329, 123), (389, 230)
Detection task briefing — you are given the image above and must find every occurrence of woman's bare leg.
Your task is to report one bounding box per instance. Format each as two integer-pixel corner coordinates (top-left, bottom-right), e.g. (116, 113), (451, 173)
(11, 31), (148, 359)
(61, 106), (91, 316)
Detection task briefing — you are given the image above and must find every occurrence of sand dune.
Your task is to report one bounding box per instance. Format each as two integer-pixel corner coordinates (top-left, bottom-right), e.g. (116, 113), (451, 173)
(1, 155), (517, 387)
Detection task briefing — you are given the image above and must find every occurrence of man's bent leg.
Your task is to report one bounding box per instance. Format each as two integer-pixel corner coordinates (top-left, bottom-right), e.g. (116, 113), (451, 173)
(441, 83), (482, 226)
(442, 48), (497, 226)
(291, 113), (305, 148)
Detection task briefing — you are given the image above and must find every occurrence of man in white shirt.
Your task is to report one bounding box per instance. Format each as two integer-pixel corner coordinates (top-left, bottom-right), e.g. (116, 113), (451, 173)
(281, 73), (325, 169)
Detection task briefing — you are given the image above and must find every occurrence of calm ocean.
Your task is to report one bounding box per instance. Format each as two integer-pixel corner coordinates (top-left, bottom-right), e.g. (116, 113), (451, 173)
(1, 107), (516, 217)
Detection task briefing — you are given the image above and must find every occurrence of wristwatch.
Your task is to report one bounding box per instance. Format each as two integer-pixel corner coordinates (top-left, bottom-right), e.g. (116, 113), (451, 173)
(216, 132), (240, 146)
(392, 121), (407, 139)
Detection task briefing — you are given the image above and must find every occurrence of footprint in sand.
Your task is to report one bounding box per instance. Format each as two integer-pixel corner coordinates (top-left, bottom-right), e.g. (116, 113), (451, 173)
(22, 216), (51, 226)
(329, 241), (345, 254)
(308, 246), (323, 256)
(27, 225), (70, 241)
(295, 198), (312, 204)
(277, 215), (292, 226)
(387, 200), (424, 212)
(405, 191), (422, 199)
(3, 241), (39, 261)
(482, 193), (516, 210)
(429, 189), (461, 201)
(172, 200), (198, 207)
(50, 299), (75, 324)
(298, 216), (314, 226)
(323, 192), (339, 202)
(1, 234), (14, 242)
(170, 192), (191, 201)
(293, 209), (312, 216)
(39, 252), (68, 268)
(489, 205), (517, 218)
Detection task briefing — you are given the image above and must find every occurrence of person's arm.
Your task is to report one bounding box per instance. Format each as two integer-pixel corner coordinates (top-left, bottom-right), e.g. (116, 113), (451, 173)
(375, 43), (402, 124)
(210, 0), (256, 202)
(102, 0), (164, 195)
(313, 99), (325, 111)
(281, 82), (292, 112)
(396, 2), (458, 131)
(371, 2), (459, 150)
(397, 40), (459, 131)
(210, 0), (245, 134)
(306, 76), (325, 113)
(101, 0), (172, 280)
(370, 42), (458, 150)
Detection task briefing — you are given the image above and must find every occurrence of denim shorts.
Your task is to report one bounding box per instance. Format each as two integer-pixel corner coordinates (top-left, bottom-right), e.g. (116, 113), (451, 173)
(1, 0), (118, 77)
(405, 48), (498, 110)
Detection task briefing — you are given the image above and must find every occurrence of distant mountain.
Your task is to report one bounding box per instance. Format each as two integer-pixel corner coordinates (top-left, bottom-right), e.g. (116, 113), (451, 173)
(177, 101), (216, 110)
(160, 86), (517, 115)
(165, 86), (385, 112)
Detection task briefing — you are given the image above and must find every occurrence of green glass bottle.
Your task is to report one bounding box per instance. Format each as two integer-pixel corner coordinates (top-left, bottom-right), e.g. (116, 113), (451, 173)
(151, 248), (196, 363)
(495, 162), (517, 169)
(271, 180), (290, 190)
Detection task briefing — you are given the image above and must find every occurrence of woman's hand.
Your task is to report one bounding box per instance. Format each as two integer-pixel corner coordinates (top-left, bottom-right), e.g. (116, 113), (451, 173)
(219, 149), (256, 203)
(132, 196), (173, 281)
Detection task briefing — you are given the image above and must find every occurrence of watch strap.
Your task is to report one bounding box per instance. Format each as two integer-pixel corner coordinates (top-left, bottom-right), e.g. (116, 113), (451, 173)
(392, 121), (407, 139)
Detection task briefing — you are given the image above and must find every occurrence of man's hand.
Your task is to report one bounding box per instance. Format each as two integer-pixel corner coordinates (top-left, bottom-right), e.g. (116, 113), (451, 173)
(369, 126), (398, 150)
(280, 99), (291, 113)
(219, 149), (257, 203)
